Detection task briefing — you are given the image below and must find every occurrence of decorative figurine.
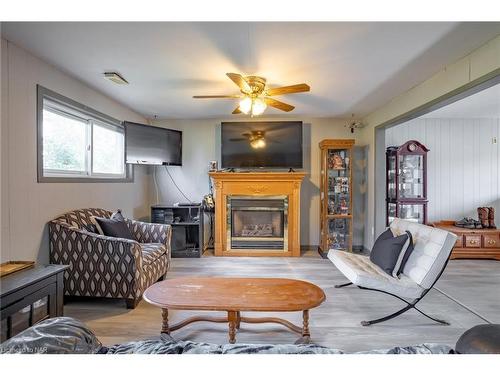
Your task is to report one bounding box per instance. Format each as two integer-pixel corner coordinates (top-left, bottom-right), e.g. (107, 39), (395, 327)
(344, 156), (350, 169)
(329, 232), (340, 249)
(340, 198), (349, 215)
(332, 154), (344, 169)
(328, 200), (335, 215)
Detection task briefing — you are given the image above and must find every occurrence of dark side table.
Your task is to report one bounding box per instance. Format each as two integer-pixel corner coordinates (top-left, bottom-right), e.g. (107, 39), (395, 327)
(0, 264), (68, 342)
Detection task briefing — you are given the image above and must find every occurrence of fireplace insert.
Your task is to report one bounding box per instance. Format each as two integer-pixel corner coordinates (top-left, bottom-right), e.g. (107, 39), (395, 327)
(227, 196), (288, 250)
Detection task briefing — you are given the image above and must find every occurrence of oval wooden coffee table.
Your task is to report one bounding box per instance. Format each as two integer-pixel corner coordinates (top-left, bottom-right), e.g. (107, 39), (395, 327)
(143, 277), (326, 344)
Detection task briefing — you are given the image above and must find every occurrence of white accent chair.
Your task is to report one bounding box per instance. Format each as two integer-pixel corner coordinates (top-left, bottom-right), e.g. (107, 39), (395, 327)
(328, 218), (457, 326)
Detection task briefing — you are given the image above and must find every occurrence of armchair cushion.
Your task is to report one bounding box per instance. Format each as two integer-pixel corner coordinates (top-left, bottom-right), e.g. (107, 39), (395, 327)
(390, 219), (457, 289)
(328, 251), (424, 299)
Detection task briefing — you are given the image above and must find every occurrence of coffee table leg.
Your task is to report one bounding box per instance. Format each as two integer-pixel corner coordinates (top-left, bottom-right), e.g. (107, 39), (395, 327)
(161, 308), (170, 334)
(302, 310), (310, 339)
(236, 311), (241, 329)
(228, 311), (238, 344)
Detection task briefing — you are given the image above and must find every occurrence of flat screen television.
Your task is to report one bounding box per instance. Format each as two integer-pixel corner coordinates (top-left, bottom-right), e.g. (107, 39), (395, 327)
(221, 121), (303, 169)
(125, 122), (182, 166)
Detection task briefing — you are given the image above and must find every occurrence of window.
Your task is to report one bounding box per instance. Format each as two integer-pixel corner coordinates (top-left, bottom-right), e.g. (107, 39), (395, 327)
(37, 86), (132, 182)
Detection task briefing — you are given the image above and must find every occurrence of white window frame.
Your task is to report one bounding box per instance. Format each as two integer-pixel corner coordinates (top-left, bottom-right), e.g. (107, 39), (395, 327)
(37, 85), (133, 183)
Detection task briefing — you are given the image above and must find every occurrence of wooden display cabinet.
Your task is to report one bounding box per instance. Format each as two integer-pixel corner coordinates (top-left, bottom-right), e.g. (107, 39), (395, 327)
(318, 139), (355, 257)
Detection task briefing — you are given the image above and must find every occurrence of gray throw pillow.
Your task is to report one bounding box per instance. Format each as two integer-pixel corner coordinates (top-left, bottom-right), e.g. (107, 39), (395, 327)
(92, 210), (133, 240)
(110, 209), (125, 221)
(392, 230), (414, 277)
(370, 230), (410, 276)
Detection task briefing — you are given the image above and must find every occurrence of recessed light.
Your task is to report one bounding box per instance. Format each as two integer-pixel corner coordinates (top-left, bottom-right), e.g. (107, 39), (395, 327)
(104, 72), (129, 85)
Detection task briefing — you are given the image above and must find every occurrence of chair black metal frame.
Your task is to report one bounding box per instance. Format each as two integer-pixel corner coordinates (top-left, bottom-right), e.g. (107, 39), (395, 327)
(335, 254), (452, 326)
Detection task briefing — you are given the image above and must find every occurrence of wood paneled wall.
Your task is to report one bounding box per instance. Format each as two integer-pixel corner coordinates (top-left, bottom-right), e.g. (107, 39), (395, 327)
(386, 117), (500, 222)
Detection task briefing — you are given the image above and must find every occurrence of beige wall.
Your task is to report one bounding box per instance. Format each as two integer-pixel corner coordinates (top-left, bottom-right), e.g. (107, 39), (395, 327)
(359, 34), (500, 248)
(0, 39), (151, 263)
(151, 117), (360, 248)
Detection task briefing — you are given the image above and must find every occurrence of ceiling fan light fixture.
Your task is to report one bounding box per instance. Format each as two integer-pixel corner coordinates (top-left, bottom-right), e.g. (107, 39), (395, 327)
(251, 98), (267, 116)
(239, 97), (252, 114)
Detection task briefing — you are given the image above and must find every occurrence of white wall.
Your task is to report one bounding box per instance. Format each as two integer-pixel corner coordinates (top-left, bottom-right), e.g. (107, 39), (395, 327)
(360, 34), (500, 249)
(386, 118), (500, 222)
(150, 117), (361, 248)
(0, 39), (151, 263)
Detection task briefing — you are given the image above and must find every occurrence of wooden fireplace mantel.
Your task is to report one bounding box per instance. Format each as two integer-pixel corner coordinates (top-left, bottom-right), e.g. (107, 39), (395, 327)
(209, 171), (306, 257)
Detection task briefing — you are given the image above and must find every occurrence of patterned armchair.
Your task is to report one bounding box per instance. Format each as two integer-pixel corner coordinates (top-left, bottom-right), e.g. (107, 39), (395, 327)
(49, 208), (171, 309)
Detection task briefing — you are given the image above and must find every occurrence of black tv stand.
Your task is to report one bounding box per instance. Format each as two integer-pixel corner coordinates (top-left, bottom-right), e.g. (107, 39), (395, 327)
(151, 204), (204, 258)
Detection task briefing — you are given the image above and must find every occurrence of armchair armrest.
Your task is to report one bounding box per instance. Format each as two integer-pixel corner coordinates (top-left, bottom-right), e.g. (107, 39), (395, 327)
(126, 220), (172, 266)
(48, 221), (144, 299)
(126, 219), (172, 246)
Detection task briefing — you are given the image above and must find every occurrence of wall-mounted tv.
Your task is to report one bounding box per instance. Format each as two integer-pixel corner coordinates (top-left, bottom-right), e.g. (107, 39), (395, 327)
(125, 121), (182, 166)
(221, 121), (303, 169)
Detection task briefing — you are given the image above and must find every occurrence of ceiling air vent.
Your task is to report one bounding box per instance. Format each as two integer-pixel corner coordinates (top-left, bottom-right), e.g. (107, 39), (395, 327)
(104, 72), (129, 85)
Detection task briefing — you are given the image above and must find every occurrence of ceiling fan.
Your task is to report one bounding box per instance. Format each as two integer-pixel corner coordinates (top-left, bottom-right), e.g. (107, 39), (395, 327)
(193, 73), (310, 116)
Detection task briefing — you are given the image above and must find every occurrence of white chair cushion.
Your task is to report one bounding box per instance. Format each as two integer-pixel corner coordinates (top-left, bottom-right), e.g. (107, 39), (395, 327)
(390, 219), (457, 289)
(328, 250), (424, 299)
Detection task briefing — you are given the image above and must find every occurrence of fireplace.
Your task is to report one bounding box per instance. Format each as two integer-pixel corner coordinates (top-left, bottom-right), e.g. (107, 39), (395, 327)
(209, 171), (305, 257)
(227, 196), (288, 251)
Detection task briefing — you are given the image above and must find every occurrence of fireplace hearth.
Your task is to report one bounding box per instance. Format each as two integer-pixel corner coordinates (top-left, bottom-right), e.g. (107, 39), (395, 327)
(228, 196), (287, 250)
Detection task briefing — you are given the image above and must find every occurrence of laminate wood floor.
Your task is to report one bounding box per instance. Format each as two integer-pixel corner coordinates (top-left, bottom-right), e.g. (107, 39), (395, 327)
(65, 254), (500, 352)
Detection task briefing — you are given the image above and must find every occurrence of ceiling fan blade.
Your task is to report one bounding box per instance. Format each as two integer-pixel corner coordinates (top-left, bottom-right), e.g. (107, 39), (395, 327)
(193, 95), (241, 99)
(264, 97), (295, 112)
(226, 73), (251, 93)
(229, 138), (247, 141)
(232, 107), (242, 114)
(265, 84), (310, 96)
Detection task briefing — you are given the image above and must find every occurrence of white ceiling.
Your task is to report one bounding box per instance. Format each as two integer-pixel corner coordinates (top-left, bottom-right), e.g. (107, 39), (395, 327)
(2, 22), (500, 120)
(422, 83), (500, 119)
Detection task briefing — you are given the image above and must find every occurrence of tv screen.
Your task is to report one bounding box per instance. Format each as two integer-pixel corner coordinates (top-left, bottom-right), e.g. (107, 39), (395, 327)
(221, 121), (303, 169)
(125, 122), (182, 166)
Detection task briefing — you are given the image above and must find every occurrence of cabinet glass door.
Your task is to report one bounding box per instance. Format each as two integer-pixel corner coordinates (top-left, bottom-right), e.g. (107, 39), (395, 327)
(398, 155), (424, 199)
(327, 149), (351, 215)
(387, 155), (396, 200)
(398, 203), (425, 223)
(327, 218), (350, 250)
(387, 203), (397, 225)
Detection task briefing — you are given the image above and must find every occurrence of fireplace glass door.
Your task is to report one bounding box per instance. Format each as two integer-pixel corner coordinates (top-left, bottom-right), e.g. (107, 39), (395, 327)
(228, 196), (287, 250)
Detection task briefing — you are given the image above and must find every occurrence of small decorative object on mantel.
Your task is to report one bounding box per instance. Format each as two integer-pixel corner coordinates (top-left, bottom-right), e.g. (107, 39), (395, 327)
(209, 160), (218, 172)
(0, 261), (35, 277)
